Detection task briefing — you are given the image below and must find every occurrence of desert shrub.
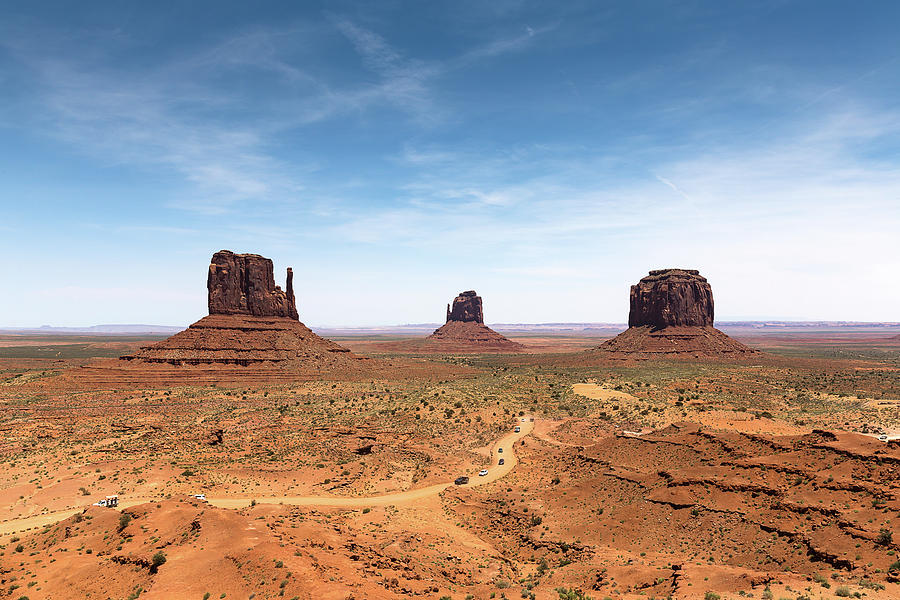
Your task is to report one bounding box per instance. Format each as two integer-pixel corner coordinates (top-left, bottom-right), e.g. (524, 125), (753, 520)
(118, 513), (132, 531)
(858, 578), (884, 590)
(835, 586), (851, 597)
(125, 587), (143, 600)
(877, 528), (893, 545)
(150, 551), (166, 573)
(555, 588), (592, 600)
(704, 593), (720, 600)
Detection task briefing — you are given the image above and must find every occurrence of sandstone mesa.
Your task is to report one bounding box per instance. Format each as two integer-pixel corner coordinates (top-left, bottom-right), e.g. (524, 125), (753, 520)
(598, 268), (757, 356)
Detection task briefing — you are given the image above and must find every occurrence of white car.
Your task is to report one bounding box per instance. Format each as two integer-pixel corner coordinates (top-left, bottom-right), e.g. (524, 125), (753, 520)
(878, 435), (888, 442)
(478, 469), (489, 477)
(192, 494), (207, 501)
(514, 426), (521, 433)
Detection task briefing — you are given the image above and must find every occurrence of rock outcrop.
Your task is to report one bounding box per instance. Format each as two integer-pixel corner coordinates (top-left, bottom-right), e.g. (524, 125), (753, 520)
(117, 250), (370, 375)
(629, 269), (713, 329)
(421, 290), (523, 353)
(446, 291), (484, 323)
(208, 250), (298, 319)
(596, 269), (756, 357)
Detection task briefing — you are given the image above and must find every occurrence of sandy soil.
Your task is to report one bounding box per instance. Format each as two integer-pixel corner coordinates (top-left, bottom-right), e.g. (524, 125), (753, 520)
(2, 330), (899, 599)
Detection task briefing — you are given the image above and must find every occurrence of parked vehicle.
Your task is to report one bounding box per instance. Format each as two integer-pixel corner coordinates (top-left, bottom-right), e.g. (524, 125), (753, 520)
(514, 426), (521, 433)
(497, 447), (503, 453)
(478, 469), (489, 477)
(498, 458), (505, 465)
(454, 476), (469, 485)
(192, 494), (207, 501)
(878, 434), (888, 441)
(94, 494), (118, 508)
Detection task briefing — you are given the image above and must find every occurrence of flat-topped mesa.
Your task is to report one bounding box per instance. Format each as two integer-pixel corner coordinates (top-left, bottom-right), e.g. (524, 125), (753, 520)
(594, 267), (756, 356)
(446, 290), (484, 323)
(208, 250), (298, 320)
(629, 268), (714, 329)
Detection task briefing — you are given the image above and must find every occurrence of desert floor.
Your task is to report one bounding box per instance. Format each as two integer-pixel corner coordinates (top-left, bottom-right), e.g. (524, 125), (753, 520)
(1, 331), (899, 599)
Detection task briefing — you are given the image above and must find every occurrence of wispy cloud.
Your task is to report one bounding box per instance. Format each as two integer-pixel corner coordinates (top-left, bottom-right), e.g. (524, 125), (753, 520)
(333, 105), (900, 265)
(654, 175), (696, 205)
(2, 18), (545, 214)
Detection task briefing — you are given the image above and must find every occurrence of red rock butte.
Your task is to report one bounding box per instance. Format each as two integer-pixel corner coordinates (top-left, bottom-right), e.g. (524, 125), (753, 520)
(73, 251), (377, 386)
(422, 291), (523, 353)
(207, 250), (298, 319)
(597, 269), (757, 357)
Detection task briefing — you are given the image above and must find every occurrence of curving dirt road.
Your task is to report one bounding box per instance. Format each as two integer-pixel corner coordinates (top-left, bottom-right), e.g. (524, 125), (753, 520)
(0, 418), (534, 535)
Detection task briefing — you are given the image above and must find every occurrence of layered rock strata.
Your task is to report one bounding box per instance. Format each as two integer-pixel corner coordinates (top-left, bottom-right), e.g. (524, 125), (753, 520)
(597, 269), (756, 357)
(423, 290), (523, 352)
(120, 251), (362, 368)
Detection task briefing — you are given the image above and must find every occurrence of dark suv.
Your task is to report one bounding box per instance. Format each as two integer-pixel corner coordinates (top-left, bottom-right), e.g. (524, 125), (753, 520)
(454, 476), (469, 485)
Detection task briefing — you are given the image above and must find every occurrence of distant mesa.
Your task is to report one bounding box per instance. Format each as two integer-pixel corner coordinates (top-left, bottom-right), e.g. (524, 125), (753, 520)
(421, 290), (523, 353)
(596, 269), (757, 357)
(446, 290), (484, 323)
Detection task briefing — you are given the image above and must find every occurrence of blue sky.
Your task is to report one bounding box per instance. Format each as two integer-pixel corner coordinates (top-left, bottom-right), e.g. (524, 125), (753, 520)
(2, 1), (899, 326)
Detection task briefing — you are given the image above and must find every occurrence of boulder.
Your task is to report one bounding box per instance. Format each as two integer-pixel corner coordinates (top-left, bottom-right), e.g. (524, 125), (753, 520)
(207, 428), (224, 446)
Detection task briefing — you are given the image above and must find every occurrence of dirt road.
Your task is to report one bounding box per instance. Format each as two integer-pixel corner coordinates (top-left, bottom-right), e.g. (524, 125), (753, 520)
(0, 418), (534, 535)
(209, 417), (533, 509)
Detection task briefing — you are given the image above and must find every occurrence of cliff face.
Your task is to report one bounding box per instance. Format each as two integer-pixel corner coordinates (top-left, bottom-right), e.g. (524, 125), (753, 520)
(628, 269), (714, 329)
(597, 268), (757, 356)
(446, 290), (484, 323)
(207, 250), (298, 319)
